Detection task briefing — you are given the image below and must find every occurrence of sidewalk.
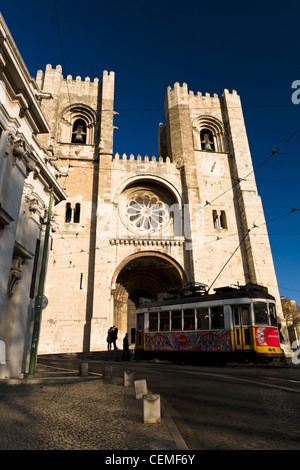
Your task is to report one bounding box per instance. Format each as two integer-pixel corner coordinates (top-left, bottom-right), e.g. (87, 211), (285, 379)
(0, 354), (188, 451)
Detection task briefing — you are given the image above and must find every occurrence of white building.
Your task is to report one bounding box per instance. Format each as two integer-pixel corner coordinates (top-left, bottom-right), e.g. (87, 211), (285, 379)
(0, 14), (66, 378)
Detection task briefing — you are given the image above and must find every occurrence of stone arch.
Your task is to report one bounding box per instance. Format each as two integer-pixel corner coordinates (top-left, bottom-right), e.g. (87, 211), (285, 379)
(113, 174), (182, 207)
(59, 103), (98, 145)
(192, 115), (226, 152)
(114, 175), (183, 238)
(111, 252), (187, 342)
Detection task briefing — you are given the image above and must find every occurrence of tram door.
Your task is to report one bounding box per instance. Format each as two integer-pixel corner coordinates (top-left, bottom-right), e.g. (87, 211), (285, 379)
(233, 306), (252, 351)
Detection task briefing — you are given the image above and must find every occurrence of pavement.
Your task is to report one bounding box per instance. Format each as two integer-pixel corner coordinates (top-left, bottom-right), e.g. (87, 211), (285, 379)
(0, 351), (189, 452)
(1, 349), (296, 452)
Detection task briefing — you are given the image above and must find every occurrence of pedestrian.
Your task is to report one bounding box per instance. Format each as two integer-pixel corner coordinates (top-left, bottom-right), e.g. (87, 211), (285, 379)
(107, 327), (113, 351)
(112, 326), (118, 350)
(123, 333), (130, 361)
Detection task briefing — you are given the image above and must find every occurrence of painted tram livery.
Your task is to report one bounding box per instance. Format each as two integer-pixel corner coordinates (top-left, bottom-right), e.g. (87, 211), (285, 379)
(135, 282), (285, 364)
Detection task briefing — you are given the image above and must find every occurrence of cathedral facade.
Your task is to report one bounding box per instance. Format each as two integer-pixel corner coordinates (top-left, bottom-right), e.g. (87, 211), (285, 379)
(35, 65), (286, 354)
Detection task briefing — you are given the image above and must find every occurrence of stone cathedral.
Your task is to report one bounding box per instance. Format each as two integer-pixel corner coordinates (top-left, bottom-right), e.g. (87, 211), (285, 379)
(35, 65), (284, 353)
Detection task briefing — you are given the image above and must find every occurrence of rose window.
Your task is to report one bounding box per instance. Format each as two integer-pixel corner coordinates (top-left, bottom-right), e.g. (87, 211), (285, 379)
(126, 193), (170, 233)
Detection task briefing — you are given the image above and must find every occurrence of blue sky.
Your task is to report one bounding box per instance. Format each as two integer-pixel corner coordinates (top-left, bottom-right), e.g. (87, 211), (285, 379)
(1, 0), (300, 305)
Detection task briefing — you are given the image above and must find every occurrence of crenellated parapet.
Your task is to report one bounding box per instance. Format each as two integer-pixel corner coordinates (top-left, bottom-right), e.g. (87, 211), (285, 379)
(36, 64), (102, 92)
(113, 153), (172, 164)
(166, 81), (239, 105)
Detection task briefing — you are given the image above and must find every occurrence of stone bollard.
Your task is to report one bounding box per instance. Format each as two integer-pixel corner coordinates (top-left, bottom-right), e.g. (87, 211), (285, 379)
(134, 379), (147, 399)
(123, 370), (134, 386)
(0, 340), (5, 379)
(79, 362), (88, 376)
(143, 394), (161, 423)
(103, 365), (112, 379)
(0, 364), (6, 379)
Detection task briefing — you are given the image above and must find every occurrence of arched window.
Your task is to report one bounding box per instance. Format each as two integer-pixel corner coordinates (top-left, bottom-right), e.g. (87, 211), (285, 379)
(72, 119), (87, 144)
(213, 210), (227, 229)
(65, 203), (72, 223)
(59, 104), (97, 145)
(220, 210), (227, 229)
(192, 116), (226, 153)
(74, 203), (81, 223)
(65, 202), (81, 223)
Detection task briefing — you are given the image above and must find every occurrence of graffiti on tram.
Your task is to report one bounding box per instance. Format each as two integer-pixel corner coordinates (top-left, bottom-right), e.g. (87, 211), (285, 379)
(255, 327), (280, 348)
(145, 331), (232, 352)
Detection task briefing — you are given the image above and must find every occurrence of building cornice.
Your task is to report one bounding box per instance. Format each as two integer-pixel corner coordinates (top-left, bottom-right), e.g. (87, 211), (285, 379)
(0, 13), (50, 134)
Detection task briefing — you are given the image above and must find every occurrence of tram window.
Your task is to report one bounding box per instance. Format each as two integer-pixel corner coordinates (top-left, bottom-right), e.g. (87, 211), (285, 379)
(269, 304), (277, 326)
(171, 310), (182, 331)
(196, 308), (209, 330)
(233, 306), (240, 326)
(254, 302), (269, 325)
(136, 314), (144, 331)
(183, 309), (195, 330)
(160, 311), (170, 331)
(149, 312), (158, 331)
(211, 306), (224, 329)
(242, 306), (250, 325)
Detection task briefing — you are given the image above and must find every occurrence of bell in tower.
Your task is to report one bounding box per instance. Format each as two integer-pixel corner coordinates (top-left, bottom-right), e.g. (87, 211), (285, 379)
(72, 120), (86, 144)
(201, 131), (214, 151)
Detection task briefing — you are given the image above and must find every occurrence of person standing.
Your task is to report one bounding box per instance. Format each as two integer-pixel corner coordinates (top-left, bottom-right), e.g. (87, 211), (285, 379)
(123, 333), (130, 361)
(107, 327), (113, 351)
(112, 326), (118, 350)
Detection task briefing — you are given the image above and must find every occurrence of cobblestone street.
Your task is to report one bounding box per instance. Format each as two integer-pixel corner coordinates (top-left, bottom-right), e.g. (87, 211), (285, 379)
(0, 367), (181, 451)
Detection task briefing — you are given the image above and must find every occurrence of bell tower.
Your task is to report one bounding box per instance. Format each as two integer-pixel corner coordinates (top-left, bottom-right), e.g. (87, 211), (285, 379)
(160, 82), (285, 333)
(36, 65), (116, 352)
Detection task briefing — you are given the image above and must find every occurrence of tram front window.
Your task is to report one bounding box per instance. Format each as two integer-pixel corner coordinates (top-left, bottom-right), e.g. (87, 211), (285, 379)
(136, 314), (144, 331)
(196, 308), (209, 330)
(160, 311), (170, 331)
(211, 306), (224, 329)
(254, 302), (269, 325)
(171, 310), (182, 331)
(184, 309), (195, 330)
(269, 304), (277, 326)
(149, 312), (158, 331)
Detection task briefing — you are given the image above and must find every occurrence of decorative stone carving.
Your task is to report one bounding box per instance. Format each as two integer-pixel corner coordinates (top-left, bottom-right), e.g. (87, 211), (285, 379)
(34, 90), (53, 101)
(110, 238), (185, 247)
(12, 137), (37, 173)
(12, 138), (26, 161)
(25, 195), (41, 214)
(2, 131), (14, 158)
(7, 256), (23, 298)
(125, 192), (170, 234)
(22, 151), (38, 173)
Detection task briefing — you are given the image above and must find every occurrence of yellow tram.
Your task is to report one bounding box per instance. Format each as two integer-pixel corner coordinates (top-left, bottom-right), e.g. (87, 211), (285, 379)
(135, 283), (285, 364)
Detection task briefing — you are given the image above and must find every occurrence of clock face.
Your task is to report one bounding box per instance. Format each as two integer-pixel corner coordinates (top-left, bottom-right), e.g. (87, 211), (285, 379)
(202, 157), (225, 177)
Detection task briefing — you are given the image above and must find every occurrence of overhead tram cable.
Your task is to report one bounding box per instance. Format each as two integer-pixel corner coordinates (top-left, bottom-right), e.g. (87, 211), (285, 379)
(201, 126), (300, 210)
(207, 207), (299, 293)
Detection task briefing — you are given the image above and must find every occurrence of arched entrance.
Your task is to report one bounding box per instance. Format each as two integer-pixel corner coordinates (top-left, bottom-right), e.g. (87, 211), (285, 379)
(112, 252), (186, 343)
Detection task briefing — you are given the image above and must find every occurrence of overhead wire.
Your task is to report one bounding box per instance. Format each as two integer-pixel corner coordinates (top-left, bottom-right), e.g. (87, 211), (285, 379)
(199, 127), (300, 210)
(206, 207), (299, 292)
(52, 0), (75, 183)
